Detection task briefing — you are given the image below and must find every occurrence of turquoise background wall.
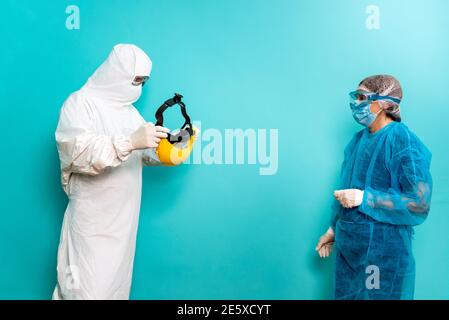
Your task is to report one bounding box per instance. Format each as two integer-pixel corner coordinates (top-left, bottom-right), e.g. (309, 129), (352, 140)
(0, 0), (448, 299)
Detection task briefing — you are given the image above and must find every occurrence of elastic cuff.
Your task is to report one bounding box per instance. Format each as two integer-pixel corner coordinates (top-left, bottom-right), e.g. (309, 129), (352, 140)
(112, 135), (134, 161)
(359, 187), (373, 214)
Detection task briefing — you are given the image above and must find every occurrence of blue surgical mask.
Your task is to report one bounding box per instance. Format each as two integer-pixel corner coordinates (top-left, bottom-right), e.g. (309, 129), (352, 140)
(349, 90), (400, 127)
(350, 101), (382, 127)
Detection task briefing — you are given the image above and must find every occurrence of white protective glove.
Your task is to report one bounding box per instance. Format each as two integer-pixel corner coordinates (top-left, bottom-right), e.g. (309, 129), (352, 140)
(130, 123), (170, 150)
(334, 189), (364, 209)
(315, 227), (335, 258)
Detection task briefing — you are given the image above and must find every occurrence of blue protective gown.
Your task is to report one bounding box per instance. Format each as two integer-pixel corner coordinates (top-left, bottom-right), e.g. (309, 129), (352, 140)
(331, 121), (432, 300)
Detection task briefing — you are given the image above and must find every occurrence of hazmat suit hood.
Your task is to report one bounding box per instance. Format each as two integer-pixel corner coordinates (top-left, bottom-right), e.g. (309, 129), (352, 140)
(81, 44), (152, 106)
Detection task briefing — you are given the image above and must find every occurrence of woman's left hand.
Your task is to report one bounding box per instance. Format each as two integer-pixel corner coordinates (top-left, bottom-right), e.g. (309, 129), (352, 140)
(316, 227), (335, 258)
(334, 189), (364, 208)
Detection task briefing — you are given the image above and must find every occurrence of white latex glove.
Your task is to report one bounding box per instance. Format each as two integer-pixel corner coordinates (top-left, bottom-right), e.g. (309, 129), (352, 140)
(334, 189), (364, 208)
(130, 123), (170, 150)
(315, 227), (335, 258)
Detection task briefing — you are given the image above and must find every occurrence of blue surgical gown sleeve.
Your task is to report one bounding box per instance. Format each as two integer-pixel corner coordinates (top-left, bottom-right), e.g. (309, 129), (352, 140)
(359, 127), (432, 226)
(330, 200), (339, 231)
(330, 131), (363, 230)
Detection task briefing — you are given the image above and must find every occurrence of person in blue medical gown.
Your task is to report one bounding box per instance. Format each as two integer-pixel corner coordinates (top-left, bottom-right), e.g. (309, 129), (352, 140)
(315, 75), (432, 300)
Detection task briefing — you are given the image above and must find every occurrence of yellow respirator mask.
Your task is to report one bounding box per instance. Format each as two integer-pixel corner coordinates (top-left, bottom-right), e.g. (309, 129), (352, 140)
(155, 93), (197, 166)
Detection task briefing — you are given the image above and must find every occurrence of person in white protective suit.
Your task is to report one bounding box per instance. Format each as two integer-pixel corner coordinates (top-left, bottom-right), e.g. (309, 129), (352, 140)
(52, 44), (170, 300)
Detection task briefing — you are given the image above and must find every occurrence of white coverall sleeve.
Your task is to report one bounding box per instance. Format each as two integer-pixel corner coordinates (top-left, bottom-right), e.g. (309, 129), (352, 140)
(56, 94), (134, 176)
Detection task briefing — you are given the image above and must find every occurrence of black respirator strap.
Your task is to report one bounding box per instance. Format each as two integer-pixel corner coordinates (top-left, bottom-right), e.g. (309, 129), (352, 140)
(155, 93), (193, 142)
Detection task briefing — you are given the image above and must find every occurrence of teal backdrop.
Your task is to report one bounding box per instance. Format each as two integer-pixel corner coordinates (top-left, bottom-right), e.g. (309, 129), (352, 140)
(0, 0), (448, 299)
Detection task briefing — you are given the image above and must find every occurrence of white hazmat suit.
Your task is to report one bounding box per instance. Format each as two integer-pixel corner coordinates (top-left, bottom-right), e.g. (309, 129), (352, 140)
(53, 44), (161, 300)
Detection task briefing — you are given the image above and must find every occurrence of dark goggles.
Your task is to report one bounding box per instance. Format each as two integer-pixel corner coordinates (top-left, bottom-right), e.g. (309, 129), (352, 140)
(132, 76), (149, 86)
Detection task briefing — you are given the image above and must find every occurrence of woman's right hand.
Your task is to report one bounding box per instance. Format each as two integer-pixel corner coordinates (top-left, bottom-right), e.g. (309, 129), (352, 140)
(315, 227), (335, 258)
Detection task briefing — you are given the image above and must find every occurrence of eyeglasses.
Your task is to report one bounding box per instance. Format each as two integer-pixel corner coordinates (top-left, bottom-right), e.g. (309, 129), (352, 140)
(132, 76), (149, 87)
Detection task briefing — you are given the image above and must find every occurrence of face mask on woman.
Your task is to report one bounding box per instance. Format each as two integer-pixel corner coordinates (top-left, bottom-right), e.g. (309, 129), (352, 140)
(349, 91), (401, 127)
(351, 100), (382, 127)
